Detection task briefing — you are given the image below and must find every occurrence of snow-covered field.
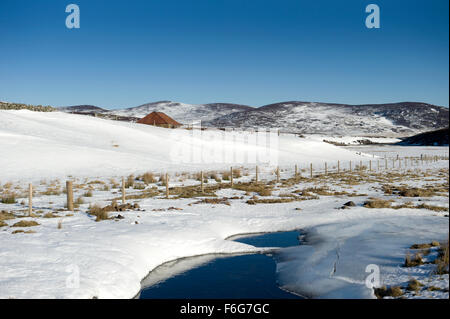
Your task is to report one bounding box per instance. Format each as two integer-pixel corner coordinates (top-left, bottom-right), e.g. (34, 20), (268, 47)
(0, 110), (448, 299)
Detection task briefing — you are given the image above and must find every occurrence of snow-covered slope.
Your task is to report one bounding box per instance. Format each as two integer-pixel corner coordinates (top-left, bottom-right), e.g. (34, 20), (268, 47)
(204, 101), (449, 137)
(106, 101), (252, 123)
(0, 110), (366, 181)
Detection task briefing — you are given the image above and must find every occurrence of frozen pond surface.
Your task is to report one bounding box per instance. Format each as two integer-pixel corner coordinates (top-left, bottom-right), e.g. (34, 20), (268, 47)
(139, 231), (303, 299)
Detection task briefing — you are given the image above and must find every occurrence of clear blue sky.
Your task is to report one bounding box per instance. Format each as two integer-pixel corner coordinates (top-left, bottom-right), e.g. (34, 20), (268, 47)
(0, 0), (448, 108)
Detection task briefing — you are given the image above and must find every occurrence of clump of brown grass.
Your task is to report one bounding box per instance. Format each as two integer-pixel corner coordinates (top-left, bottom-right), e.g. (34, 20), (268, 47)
(0, 220), (8, 227)
(83, 190), (93, 197)
(11, 220), (40, 227)
(74, 197), (84, 208)
(407, 279), (423, 292)
(435, 240), (449, 275)
(125, 174), (135, 188)
(0, 210), (15, 221)
(404, 252), (424, 267)
(139, 172), (156, 184)
(247, 198), (296, 205)
(416, 204), (448, 212)
(374, 286), (404, 298)
(222, 171), (231, 181)
(399, 188), (436, 197)
(194, 198), (231, 206)
(363, 199), (393, 209)
(12, 229), (36, 234)
(258, 188), (272, 196)
(1, 194), (16, 204)
(43, 212), (59, 218)
(88, 204), (111, 222)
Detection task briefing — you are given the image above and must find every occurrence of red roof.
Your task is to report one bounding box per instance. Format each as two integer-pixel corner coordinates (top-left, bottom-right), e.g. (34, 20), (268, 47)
(137, 112), (182, 126)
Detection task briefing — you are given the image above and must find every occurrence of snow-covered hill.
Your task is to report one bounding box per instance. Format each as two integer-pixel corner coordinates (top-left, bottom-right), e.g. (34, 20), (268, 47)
(58, 100), (448, 137)
(106, 101), (252, 123)
(204, 101), (449, 137)
(0, 110), (366, 181)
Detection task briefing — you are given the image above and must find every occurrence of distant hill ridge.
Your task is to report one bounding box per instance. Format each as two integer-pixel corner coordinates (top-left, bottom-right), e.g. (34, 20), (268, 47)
(3, 99), (448, 137)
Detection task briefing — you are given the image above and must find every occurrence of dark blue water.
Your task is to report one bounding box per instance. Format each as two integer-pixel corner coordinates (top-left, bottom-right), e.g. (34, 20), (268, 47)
(139, 230), (302, 299)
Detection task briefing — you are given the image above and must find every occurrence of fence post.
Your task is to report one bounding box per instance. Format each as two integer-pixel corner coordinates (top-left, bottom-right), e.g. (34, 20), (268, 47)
(310, 163), (313, 178)
(165, 173), (169, 198)
(325, 162), (328, 175)
(121, 177), (126, 203)
(295, 164), (298, 178)
(276, 166), (280, 183)
(28, 183), (33, 216)
(255, 165), (259, 184)
(369, 160), (372, 171)
(201, 171), (204, 193)
(230, 167), (233, 188)
(337, 160), (340, 174)
(66, 181), (74, 211)
(385, 158), (387, 170)
(349, 161), (352, 172)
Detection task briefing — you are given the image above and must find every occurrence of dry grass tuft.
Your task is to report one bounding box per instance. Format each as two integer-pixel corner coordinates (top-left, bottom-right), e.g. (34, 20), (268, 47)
(1, 194), (16, 204)
(0, 210), (15, 221)
(363, 199), (393, 209)
(83, 190), (93, 197)
(404, 252), (424, 267)
(88, 204), (111, 222)
(194, 198), (231, 206)
(43, 212), (59, 218)
(139, 172), (157, 184)
(435, 240), (449, 275)
(407, 279), (423, 292)
(11, 220), (40, 227)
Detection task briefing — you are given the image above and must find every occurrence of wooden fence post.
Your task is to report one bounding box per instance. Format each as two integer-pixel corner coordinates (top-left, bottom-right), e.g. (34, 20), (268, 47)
(349, 161), (352, 172)
(385, 158), (387, 170)
(295, 164), (298, 178)
(325, 162), (328, 175)
(165, 173), (169, 198)
(337, 160), (340, 174)
(310, 163), (313, 178)
(201, 171), (204, 193)
(66, 181), (74, 211)
(230, 167), (233, 188)
(369, 160), (372, 171)
(276, 166), (280, 183)
(360, 160), (363, 171)
(28, 183), (33, 216)
(121, 177), (126, 203)
(255, 165), (259, 184)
